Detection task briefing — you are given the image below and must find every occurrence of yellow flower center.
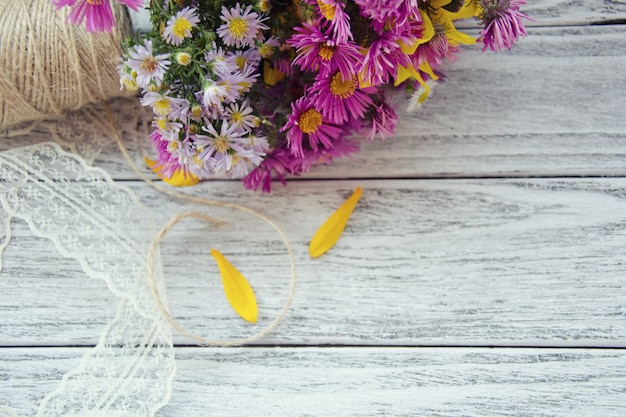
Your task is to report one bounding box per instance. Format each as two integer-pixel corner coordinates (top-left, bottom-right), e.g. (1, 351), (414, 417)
(228, 17), (249, 39)
(87, 0), (105, 4)
(193, 152), (203, 167)
(191, 105), (203, 118)
(176, 52), (191, 66)
(215, 136), (229, 153)
(235, 56), (247, 70)
(154, 98), (171, 116)
(318, 43), (335, 61)
(259, 43), (273, 58)
(122, 78), (139, 92)
(173, 17), (192, 39)
(231, 112), (243, 124)
(329, 73), (356, 99)
(317, 0), (335, 21)
(167, 140), (179, 152)
(141, 57), (158, 73)
(188, 124), (199, 134)
(259, 0), (271, 13)
(156, 118), (168, 130)
(298, 108), (323, 134)
(231, 154), (241, 165)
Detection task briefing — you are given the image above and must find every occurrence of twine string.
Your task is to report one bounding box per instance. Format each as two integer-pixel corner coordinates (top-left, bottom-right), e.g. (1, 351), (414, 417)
(0, 0), (133, 130)
(105, 102), (297, 346)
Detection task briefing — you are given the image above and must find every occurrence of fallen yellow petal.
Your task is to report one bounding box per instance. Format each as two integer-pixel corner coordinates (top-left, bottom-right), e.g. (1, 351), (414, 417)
(309, 187), (363, 258)
(145, 156), (199, 186)
(210, 248), (258, 323)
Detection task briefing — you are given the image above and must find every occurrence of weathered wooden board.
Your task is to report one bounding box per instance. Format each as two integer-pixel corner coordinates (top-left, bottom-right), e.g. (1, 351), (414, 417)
(2, 347), (625, 417)
(461, 0), (626, 26)
(2, 179), (625, 346)
(3, 26), (625, 180)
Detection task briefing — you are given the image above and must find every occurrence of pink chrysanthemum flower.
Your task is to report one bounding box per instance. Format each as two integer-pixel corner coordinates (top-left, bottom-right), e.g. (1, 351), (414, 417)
(148, 129), (185, 179)
(52, 0), (141, 33)
(162, 7), (200, 46)
(281, 96), (343, 157)
(354, 0), (419, 35)
(309, 72), (375, 124)
(479, 0), (532, 52)
(360, 32), (412, 86)
(288, 22), (362, 81)
(243, 138), (359, 192)
(311, 0), (352, 43)
(217, 4), (269, 48)
(413, 29), (460, 68)
(364, 96), (398, 142)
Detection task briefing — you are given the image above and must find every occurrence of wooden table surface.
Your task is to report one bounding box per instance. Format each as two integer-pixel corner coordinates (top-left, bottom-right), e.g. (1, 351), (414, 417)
(2, 1), (626, 416)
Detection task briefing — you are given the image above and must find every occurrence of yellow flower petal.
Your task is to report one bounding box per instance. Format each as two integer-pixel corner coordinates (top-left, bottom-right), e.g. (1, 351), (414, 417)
(418, 10), (435, 45)
(210, 248), (258, 323)
(446, 0), (481, 20)
(263, 60), (285, 86)
(145, 156), (199, 186)
(309, 187), (363, 258)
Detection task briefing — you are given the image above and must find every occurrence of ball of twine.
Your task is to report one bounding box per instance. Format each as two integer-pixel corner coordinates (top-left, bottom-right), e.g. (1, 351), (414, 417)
(0, 0), (135, 130)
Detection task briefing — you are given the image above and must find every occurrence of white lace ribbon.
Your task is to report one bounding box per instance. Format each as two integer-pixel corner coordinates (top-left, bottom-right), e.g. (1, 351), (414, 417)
(0, 142), (175, 417)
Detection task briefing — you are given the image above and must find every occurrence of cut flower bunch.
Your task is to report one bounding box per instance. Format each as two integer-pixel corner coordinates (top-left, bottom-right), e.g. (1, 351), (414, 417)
(56, 0), (530, 192)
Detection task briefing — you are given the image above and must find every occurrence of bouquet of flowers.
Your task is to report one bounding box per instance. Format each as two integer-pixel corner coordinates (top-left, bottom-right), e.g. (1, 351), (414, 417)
(55, 0), (530, 191)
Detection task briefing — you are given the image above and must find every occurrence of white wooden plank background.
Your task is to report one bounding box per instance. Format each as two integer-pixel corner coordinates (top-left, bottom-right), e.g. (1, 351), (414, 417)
(1, 1), (626, 416)
(2, 348), (626, 417)
(2, 179), (626, 346)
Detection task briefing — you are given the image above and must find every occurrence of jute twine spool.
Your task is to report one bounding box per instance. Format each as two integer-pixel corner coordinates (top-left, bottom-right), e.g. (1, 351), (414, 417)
(0, 0), (134, 130)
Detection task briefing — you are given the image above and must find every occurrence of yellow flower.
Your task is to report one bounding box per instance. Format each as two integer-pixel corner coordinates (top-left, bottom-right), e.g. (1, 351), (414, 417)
(145, 157), (199, 186)
(210, 248), (258, 323)
(426, 0), (479, 46)
(309, 187), (362, 258)
(394, 1), (478, 102)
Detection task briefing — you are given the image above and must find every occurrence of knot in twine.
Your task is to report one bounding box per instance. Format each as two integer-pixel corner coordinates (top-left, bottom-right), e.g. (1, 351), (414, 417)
(0, 0), (134, 130)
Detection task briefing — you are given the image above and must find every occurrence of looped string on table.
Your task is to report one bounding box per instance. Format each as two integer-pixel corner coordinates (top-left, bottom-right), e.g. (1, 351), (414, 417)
(105, 102), (297, 346)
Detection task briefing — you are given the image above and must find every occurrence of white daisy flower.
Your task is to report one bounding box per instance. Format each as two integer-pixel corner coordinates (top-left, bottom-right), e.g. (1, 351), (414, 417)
(140, 91), (183, 117)
(226, 48), (262, 71)
(217, 4), (268, 48)
(162, 7), (200, 46)
(200, 78), (228, 108)
(125, 40), (171, 88)
(224, 101), (256, 133)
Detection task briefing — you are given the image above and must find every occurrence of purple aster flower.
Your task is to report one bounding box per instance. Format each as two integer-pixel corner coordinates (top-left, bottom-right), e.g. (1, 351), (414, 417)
(479, 0), (532, 52)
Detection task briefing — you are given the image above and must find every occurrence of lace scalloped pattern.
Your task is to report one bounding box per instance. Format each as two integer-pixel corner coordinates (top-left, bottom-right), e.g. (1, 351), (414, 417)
(0, 142), (174, 417)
